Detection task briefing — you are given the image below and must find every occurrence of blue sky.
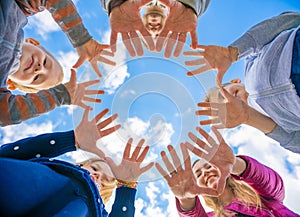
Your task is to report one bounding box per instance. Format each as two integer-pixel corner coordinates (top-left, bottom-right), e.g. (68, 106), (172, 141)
(1, 0), (300, 215)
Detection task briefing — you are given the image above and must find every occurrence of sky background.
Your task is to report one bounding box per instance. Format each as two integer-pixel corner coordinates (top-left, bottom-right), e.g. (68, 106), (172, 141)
(1, 0), (300, 216)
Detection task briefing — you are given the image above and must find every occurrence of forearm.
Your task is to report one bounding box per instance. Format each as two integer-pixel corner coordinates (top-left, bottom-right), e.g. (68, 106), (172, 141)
(0, 131), (76, 160)
(245, 106), (277, 134)
(0, 85), (71, 127)
(230, 11), (300, 59)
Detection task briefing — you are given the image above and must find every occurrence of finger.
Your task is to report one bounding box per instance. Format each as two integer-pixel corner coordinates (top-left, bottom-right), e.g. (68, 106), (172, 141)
(196, 127), (217, 147)
(195, 109), (218, 117)
(136, 145), (150, 163)
(129, 31), (143, 56)
(185, 58), (206, 66)
(83, 96), (101, 103)
(219, 86), (232, 102)
(211, 126), (225, 144)
(180, 143), (191, 170)
(173, 33), (187, 57)
(156, 29), (169, 52)
(97, 55), (116, 66)
(197, 102), (218, 108)
(110, 31), (118, 53)
(216, 175), (227, 195)
(196, 45), (207, 50)
(77, 102), (91, 111)
(183, 51), (202, 57)
(199, 118), (221, 126)
(92, 147), (106, 159)
(94, 108), (109, 123)
(100, 124), (121, 137)
(72, 56), (86, 69)
(122, 33), (136, 57)
(184, 141), (207, 157)
(140, 162), (154, 174)
(187, 64), (212, 76)
(123, 138), (133, 160)
(131, 139), (145, 160)
(81, 107), (90, 122)
(167, 145), (183, 172)
(188, 131), (210, 150)
(84, 90), (105, 95)
(155, 162), (170, 181)
(194, 185), (219, 197)
(90, 60), (102, 77)
(190, 30), (198, 49)
(79, 79), (100, 88)
(101, 50), (115, 57)
(161, 150), (175, 174)
(97, 113), (118, 129)
(69, 68), (77, 84)
(139, 28), (155, 51)
(164, 32), (177, 58)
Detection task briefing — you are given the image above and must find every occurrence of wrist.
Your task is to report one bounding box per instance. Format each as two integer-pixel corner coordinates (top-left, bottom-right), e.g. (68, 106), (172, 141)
(227, 46), (239, 62)
(116, 179), (138, 189)
(177, 197), (197, 211)
(232, 157), (247, 176)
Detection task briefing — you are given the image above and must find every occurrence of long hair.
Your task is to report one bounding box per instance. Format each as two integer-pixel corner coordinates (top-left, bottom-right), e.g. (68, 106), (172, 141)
(203, 176), (262, 217)
(78, 158), (116, 204)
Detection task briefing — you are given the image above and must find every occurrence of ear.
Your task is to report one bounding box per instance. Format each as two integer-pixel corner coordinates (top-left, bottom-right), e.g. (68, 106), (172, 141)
(230, 78), (241, 84)
(25, 38), (40, 46)
(6, 79), (17, 90)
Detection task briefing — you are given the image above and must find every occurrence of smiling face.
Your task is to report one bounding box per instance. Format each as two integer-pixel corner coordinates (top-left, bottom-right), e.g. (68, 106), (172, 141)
(192, 161), (220, 189)
(8, 42), (64, 91)
(145, 13), (164, 37)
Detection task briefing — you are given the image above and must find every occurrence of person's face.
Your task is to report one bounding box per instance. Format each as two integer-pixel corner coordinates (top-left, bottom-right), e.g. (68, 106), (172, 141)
(82, 161), (115, 188)
(9, 42), (63, 90)
(146, 14), (163, 37)
(224, 83), (248, 103)
(192, 161), (220, 189)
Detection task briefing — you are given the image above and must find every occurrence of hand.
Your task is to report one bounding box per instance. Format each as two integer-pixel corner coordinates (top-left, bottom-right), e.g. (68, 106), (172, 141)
(185, 126), (235, 195)
(156, 144), (219, 199)
(64, 69), (105, 110)
(75, 108), (121, 159)
(105, 138), (154, 182)
(110, 0), (155, 57)
(73, 39), (116, 77)
(156, 0), (198, 58)
(184, 45), (238, 85)
(196, 87), (249, 129)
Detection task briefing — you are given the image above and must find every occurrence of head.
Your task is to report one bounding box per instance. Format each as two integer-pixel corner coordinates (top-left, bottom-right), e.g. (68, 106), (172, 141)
(142, 2), (167, 38)
(7, 38), (64, 93)
(205, 79), (248, 104)
(192, 159), (262, 216)
(79, 158), (116, 204)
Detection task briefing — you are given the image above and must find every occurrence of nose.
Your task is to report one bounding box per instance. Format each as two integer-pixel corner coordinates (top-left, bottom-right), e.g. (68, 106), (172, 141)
(34, 63), (42, 72)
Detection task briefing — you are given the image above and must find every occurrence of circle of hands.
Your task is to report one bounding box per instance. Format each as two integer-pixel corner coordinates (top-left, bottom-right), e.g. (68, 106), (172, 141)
(71, 0), (243, 197)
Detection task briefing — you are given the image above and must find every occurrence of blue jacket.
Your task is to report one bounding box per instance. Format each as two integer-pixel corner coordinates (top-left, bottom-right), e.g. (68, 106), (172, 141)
(0, 131), (136, 217)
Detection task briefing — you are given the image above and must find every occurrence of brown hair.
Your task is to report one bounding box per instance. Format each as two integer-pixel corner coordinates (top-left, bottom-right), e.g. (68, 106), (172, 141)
(78, 158), (116, 204)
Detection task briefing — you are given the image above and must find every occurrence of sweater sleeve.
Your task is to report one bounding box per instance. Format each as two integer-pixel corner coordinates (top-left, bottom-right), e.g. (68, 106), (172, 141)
(0, 84), (71, 127)
(230, 11), (300, 59)
(266, 125), (300, 154)
(231, 155), (285, 202)
(176, 197), (208, 217)
(178, 0), (210, 17)
(0, 130), (76, 160)
(16, 0), (92, 47)
(109, 186), (136, 217)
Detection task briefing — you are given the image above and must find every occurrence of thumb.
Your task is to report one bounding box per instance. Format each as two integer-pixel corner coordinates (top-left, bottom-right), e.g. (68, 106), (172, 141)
(219, 86), (233, 102)
(69, 68), (77, 84)
(72, 56), (86, 69)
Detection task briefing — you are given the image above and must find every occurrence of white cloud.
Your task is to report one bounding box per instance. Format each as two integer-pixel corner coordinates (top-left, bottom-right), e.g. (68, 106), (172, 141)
(26, 10), (60, 39)
(56, 50), (79, 82)
(0, 121), (54, 144)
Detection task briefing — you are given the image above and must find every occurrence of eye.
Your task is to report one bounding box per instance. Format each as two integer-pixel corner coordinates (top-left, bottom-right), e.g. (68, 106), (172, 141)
(43, 57), (47, 66)
(91, 165), (97, 171)
(197, 172), (202, 178)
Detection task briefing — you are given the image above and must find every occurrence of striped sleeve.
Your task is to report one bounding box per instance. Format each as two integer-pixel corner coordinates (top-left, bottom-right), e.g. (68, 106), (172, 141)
(0, 84), (71, 127)
(16, 0), (92, 47)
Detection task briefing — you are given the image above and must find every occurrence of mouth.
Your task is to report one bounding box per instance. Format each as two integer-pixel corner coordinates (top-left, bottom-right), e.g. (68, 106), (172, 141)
(24, 56), (34, 71)
(205, 175), (217, 186)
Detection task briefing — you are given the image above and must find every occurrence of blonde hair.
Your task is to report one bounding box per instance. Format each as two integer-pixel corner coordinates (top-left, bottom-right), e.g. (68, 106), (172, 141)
(78, 158), (116, 204)
(203, 177), (262, 217)
(9, 46), (64, 93)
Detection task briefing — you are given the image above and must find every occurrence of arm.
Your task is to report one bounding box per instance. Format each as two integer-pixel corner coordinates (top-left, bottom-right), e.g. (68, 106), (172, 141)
(231, 155), (285, 202)
(230, 11), (300, 59)
(177, 0), (210, 17)
(0, 130), (76, 160)
(0, 84), (70, 127)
